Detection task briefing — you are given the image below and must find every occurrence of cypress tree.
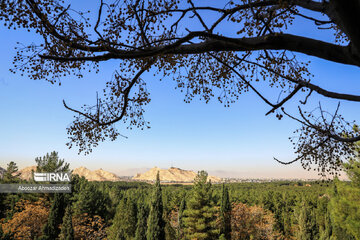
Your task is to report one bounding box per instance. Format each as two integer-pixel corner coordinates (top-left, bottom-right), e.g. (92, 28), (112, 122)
(109, 196), (137, 240)
(135, 204), (148, 240)
(319, 210), (332, 240)
(146, 171), (165, 240)
(296, 199), (317, 240)
(220, 184), (231, 240)
(183, 171), (219, 240)
(41, 193), (66, 240)
(59, 206), (74, 240)
(178, 197), (186, 230)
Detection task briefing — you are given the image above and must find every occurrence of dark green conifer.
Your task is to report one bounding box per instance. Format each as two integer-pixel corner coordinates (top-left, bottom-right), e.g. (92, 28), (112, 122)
(59, 205), (74, 240)
(183, 171), (219, 240)
(109, 196), (137, 239)
(3, 162), (20, 183)
(146, 171), (165, 240)
(35, 151), (70, 173)
(220, 184), (231, 239)
(296, 199), (317, 240)
(178, 196), (186, 230)
(135, 204), (148, 240)
(41, 193), (66, 240)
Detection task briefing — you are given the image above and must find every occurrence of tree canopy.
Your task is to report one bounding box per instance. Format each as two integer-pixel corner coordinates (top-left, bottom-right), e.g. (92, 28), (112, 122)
(35, 151), (70, 173)
(1, 0), (360, 174)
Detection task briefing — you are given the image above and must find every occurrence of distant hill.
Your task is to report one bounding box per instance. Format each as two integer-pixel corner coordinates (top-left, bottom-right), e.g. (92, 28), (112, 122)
(14, 166), (121, 182)
(13, 166), (221, 183)
(133, 167), (221, 183)
(17, 166), (36, 181)
(72, 166), (121, 181)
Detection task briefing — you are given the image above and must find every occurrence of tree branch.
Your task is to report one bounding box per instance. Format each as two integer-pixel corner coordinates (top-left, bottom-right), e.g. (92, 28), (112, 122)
(40, 33), (360, 68)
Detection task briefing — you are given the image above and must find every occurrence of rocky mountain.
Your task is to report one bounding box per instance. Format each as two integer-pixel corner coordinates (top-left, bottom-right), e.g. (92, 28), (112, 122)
(72, 166), (121, 181)
(13, 166), (120, 182)
(13, 165), (221, 183)
(17, 166), (36, 180)
(133, 167), (221, 183)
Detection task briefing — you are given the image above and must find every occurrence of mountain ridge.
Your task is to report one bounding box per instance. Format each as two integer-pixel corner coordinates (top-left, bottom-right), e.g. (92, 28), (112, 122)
(133, 166), (221, 183)
(10, 166), (221, 183)
(72, 166), (121, 181)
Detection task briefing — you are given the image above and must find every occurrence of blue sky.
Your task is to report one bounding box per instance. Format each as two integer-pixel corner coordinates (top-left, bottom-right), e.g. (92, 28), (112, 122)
(0, 2), (359, 178)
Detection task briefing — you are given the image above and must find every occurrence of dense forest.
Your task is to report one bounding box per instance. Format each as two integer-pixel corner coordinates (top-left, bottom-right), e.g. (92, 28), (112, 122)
(0, 149), (359, 240)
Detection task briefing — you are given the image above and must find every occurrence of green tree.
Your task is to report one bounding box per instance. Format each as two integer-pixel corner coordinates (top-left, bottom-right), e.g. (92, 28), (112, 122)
(319, 210), (332, 240)
(220, 184), (231, 240)
(296, 199), (317, 240)
(329, 127), (360, 240)
(146, 172), (165, 240)
(178, 196), (186, 232)
(72, 181), (109, 219)
(219, 234), (227, 240)
(59, 205), (74, 240)
(108, 196), (137, 240)
(35, 151), (70, 173)
(41, 193), (66, 240)
(135, 203), (148, 240)
(183, 171), (219, 240)
(282, 192), (293, 239)
(3, 161), (20, 183)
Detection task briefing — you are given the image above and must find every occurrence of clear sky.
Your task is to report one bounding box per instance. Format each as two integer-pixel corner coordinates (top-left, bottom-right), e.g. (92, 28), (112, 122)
(0, 2), (359, 178)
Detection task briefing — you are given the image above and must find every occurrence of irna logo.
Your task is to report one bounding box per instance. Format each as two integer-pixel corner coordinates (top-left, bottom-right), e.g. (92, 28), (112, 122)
(33, 172), (71, 182)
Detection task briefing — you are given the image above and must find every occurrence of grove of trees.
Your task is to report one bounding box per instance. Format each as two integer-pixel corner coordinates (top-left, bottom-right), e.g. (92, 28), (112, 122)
(1, 148), (360, 239)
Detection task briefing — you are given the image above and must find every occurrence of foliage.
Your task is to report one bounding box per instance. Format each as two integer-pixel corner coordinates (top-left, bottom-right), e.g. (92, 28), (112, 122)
(40, 193), (67, 239)
(220, 184), (231, 239)
(1, 199), (49, 240)
(182, 171), (219, 240)
(3, 162), (20, 183)
(3, 164), (360, 240)
(72, 213), (107, 240)
(329, 137), (360, 240)
(108, 196), (137, 240)
(1, 0), (360, 174)
(295, 199), (318, 240)
(147, 172), (165, 240)
(0, 223), (14, 240)
(72, 181), (110, 219)
(135, 203), (148, 240)
(35, 151), (70, 173)
(230, 202), (277, 240)
(59, 205), (74, 240)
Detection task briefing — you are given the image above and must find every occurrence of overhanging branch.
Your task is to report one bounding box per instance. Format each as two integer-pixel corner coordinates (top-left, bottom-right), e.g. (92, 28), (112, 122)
(39, 33), (360, 68)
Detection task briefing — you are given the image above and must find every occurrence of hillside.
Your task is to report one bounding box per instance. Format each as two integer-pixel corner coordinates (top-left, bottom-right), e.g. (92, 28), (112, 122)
(72, 166), (120, 181)
(133, 167), (221, 183)
(13, 166), (120, 182)
(17, 166), (36, 181)
(12, 166), (221, 183)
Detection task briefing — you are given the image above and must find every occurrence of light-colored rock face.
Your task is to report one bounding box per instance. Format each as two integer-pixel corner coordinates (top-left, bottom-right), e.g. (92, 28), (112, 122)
(133, 167), (221, 183)
(17, 166), (37, 180)
(72, 166), (120, 182)
(14, 166), (120, 182)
